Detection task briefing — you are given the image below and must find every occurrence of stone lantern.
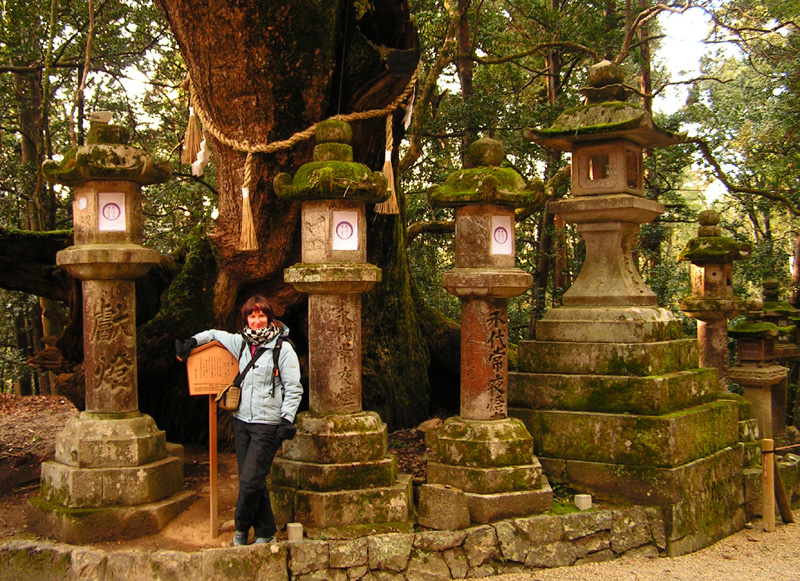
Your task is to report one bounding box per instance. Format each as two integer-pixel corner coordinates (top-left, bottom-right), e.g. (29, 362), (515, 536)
(424, 137), (553, 525)
(678, 209), (750, 389)
(29, 115), (193, 543)
(759, 279), (800, 359)
(729, 317), (787, 441)
(511, 61), (746, 554)
(271, 120), (412, 531)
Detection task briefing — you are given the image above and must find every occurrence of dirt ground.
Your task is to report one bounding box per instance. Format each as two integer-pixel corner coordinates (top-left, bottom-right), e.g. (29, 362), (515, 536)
(0, 394), (428, 552)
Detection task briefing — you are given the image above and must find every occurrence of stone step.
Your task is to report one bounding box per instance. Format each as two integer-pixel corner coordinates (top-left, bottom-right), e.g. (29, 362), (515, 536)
(517, 339), (699, 376)
(39, 455), (184, 508)
(512, 399), (740, 468)
(273, 474), (412, 529)
(509, 367), (718, 415)
(537, 444), (743, 506)
(271, 455), (397, 492)
(427, 459), (542, 494)
(465, 477), (553, 523)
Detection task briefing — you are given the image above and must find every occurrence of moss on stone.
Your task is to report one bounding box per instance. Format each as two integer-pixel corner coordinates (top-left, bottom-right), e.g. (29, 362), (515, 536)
(678, 236), (749, 263)
(274, 160), (388, 202)
(727, 321), (779, 338)
(428, 166), (540, 208)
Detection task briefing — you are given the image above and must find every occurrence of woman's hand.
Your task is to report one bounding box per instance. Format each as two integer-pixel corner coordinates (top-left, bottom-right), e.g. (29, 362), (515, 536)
(175, 338), (197, 361)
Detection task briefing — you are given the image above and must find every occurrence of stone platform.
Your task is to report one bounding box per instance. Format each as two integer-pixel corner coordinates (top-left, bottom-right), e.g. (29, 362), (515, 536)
(510, 334), (749, 555)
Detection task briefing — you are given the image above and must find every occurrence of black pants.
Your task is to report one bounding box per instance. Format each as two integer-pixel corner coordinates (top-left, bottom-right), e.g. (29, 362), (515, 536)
(232, 418), (281, 538)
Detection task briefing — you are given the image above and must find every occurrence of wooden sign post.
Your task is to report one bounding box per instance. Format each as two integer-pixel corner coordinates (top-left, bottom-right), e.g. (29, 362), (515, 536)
(185, 341), (239, 538)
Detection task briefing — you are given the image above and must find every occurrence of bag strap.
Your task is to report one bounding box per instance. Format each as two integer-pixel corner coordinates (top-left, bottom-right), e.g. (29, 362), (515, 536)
(233, 340), (266, 387)
(270, 337), (284, 396)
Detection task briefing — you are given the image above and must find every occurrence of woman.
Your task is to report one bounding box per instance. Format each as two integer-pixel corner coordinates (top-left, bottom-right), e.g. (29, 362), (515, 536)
(176, 295), (302, 546)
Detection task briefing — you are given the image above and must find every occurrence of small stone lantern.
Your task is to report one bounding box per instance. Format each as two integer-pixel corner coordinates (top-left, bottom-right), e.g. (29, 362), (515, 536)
(271, 120), (412, 530)
(678, 209), (750, 389)
(423, 137), (553, 525)
(729, 317), (787, 441)
(760, 279), (800, 358)
(30, 115), (193, 543)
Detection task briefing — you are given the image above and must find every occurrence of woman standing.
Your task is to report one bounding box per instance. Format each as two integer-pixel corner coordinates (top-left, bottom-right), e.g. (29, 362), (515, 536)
(176, 295), (302, 546)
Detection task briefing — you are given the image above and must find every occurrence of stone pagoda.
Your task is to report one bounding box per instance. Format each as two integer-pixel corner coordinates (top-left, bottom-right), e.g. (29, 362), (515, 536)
(29, 115), (194, 543)
(678, 209), (751, 389)
(511, 61), (746, 555)
(271, 120), (412, 533)
(423, 137), (552, 526)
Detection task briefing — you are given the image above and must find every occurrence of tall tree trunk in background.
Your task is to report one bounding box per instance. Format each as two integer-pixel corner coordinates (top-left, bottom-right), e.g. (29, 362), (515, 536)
(530, 15), (563, 331)
(791, 232), (800, 308)
(637, 0), (653, 115)
(15, 69), (58, 394)
(456, 0), (476, 164)
(153, 0), (428, 432)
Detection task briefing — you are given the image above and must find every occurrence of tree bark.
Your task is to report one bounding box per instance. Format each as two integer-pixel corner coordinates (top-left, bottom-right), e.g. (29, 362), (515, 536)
(154, 0), (428, 431)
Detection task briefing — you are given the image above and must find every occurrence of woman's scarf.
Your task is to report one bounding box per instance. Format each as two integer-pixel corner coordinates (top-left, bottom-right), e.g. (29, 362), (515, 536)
(242, 324), (280, 347)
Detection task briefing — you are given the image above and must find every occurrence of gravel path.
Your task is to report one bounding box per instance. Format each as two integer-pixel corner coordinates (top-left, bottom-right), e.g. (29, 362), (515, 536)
(483, 512), (800, 580)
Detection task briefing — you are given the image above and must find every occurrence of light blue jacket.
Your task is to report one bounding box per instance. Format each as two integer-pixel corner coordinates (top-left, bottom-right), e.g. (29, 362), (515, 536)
(192, 323), (302, 425)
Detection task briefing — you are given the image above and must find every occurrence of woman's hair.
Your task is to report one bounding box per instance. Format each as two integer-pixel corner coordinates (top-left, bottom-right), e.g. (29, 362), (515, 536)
(241, 295), (274, 323)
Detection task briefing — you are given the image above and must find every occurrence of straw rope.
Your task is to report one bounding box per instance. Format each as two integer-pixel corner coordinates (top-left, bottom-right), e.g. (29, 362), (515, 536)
(187, 72), (417, 248)
(188, 73), (416, 156)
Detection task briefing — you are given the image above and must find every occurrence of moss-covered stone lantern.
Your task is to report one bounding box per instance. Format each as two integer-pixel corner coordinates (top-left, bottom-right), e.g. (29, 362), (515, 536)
(29, 115), (192, 544)
(523, 60), (684, 340)
(759, 279), (800, 357)
(678, 209), (750, 389)
(729, 318), (787, 441)
(422, 137), (552, 526)
(271, 120), (411, 532)
(510, 62), (747, 553)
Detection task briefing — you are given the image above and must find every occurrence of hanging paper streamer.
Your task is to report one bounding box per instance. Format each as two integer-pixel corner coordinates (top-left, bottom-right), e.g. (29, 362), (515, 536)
(191, 138), (211, 177)
(182, 105), (203, 165)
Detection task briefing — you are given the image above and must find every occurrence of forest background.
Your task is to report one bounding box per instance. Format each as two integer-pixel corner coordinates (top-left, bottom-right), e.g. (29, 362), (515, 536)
(1, 0), (799, 443)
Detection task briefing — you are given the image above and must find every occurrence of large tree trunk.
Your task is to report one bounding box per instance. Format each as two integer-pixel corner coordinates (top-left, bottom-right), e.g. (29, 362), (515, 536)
(154, 0), (428, 432)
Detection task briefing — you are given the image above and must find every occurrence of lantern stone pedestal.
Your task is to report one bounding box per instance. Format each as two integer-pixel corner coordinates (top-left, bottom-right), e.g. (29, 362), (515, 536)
(271, 121), (412, 534)
(424, 138), (552, 526)
(511, 61), (745, 556)
(27, 119), (194, 544)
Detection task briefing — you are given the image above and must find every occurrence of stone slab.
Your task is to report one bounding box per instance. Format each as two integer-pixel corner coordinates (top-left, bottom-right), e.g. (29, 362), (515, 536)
(40, 455), (183, 508)
(26, 490), (195, 545)
(54, 414), (168, 468)
(271, 455), (397, 492)
(535, 306), (682, 343)
(417, 484), (470, 530)
(522, 401), (740, 468)
(465, 480), (553, 523)
(509, 367), (717, 415)
(426, 460), (542, 494)
(282, 411), (387, 464)
(435, 416), (534, 467)
(537, 445), (744, 505)
(517, 339), (699, 376)
(287, 474), (412, 529)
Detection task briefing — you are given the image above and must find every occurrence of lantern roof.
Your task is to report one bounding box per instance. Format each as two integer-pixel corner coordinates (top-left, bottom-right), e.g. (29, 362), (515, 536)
(677, 210), (751, 265)
(273, 119), (388, 203)
(41, 116), (170, 187)
(428, 137), (544, 208)
(524, 60), (685, 151)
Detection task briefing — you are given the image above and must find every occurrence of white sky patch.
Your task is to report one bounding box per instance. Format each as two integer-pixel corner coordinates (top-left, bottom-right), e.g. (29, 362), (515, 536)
(654, 9), (712, 115)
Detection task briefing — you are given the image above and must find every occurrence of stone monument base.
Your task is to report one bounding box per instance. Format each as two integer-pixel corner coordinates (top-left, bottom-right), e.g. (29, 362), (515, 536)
(27, 414), (193, 543)
(510, 335), (748, 556)
(271, 411), (413, 532)
(426, 416), (553, 524)
(27, 490), (196, 545)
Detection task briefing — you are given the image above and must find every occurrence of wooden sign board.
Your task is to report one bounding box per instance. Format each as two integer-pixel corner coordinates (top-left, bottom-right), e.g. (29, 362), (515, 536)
(186, 341), (239, 396)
